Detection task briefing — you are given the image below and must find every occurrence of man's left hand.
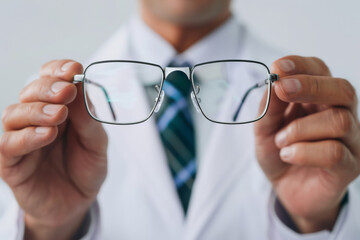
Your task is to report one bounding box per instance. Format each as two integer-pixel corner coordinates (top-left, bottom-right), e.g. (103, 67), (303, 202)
(254, 55), (360, 233)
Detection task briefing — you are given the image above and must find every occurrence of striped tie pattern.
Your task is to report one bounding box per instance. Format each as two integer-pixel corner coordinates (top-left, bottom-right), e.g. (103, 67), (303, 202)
(156, 63), (196, 214)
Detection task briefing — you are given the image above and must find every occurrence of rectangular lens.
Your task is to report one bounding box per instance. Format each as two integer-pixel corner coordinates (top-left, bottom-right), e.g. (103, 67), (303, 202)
(192, 61), (271, 124)
(84, 61), (164, 124)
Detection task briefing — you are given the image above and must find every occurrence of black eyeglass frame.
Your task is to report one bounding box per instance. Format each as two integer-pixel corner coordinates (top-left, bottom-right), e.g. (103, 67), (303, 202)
(73, 59), (279, 125)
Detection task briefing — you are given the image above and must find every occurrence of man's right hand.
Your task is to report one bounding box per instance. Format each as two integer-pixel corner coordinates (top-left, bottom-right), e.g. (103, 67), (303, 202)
(0, 60), (108, 240)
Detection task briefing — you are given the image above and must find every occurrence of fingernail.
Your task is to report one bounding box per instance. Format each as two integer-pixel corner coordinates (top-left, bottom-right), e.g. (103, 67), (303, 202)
(43, 104), (62, 116)
(278, 59), (295, 72)
(280, 147), (293, 161)
(281, 78), (301, 94)
(51, 82), (69, 93)
(35, 127), (49, 134)
(61, 61), (75, 72)
(275, 130), (287, 146)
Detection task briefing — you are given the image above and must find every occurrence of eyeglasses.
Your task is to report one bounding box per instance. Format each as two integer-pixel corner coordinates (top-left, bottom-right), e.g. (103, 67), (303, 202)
(73, 60), (279, 125)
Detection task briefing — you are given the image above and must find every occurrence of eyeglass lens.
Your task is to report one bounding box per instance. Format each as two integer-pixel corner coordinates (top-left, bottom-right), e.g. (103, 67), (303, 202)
(192, 61), (270, 124)
(83, 62), (163, 124)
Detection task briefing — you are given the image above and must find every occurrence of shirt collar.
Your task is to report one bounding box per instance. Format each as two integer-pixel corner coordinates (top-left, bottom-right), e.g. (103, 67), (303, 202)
(129, 14), (243, 68)
(129, 15), (176, 67)
(179, 16), (242, 65)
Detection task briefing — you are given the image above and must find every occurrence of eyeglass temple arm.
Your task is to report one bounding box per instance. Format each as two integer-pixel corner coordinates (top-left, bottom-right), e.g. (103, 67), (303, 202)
(73, 75), (117, 121)
(232, 73), (279, 122)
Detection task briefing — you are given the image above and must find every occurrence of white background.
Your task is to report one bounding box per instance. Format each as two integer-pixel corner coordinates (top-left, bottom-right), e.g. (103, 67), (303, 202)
(0, 0), (359, 134)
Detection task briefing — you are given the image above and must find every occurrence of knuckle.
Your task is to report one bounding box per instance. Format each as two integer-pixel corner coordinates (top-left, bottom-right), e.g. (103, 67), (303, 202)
(310, 57), (331, 75)
(40, 60), (59, 75)
(330, 108), (353, 136)
(18, 83), (32, 102)
(1, 104), (16, 129)
(19, 78), (48, 102)
(0, 134), (9, 158)
(308, 75), (321, 96)
(1, 106), (10, 126)
(16, 131), (29, 153)
(38, 79), (55, 100)
(339, 78), (357, 105)
(327, 141), (346, 168)
(23, 103), (33, 117)
(38, 80), (48, 96)
(31, 103), (45, 124)
(20, 104), (36, 126)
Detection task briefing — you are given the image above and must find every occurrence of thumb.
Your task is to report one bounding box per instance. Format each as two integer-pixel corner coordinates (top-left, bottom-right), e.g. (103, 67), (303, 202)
(254, 71), (288, 138)
(253, 68), (290, 181)
(67, 82), (108, 155)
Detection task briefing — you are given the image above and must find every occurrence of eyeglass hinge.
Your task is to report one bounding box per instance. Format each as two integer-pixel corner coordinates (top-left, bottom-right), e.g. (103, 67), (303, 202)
(269, 73), (279, 83)
(73, 74), (84, 83)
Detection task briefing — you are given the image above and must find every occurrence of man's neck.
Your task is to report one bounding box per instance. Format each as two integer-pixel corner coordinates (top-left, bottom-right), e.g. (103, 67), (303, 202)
(141, 8), (231, 53)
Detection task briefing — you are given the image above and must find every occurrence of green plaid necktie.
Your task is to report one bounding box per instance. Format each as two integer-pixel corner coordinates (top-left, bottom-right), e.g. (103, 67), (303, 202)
(156, 62), (196, 214)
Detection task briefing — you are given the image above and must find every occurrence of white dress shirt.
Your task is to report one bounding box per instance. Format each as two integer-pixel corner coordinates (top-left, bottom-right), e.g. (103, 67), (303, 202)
(0, 13), (359, 240)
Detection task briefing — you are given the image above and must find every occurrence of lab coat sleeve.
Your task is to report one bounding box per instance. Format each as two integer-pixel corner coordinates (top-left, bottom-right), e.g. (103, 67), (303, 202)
(269, 182), (360, 240)
(0, 200), (23, 240)
(0, 200), (101, 240)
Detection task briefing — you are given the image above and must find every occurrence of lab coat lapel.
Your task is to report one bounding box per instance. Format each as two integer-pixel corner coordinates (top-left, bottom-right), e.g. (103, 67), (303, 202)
(110, 114), (185, 228)
(95, 25), (184, 231)
(184, 116), (255, 239)
(184, 30), (273, 239)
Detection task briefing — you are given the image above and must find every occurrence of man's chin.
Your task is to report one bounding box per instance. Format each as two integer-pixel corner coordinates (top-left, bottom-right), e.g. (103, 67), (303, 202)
(160, 14), (216, 26)
(155, 9), (230, 27)
(143, 0), (231, 27)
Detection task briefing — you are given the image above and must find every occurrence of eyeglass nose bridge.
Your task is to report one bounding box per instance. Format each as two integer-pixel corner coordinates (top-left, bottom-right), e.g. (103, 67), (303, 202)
(165, 67), (190, 79)
(160, 67), (202, 114)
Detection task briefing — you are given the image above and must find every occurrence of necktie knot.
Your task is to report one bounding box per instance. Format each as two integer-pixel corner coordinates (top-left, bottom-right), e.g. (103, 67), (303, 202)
(165, 60), (192, 98)
(165, 71), (192, 98)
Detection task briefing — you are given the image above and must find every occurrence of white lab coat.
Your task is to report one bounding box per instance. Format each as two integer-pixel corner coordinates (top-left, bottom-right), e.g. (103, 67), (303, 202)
(0, 16), (359, 240)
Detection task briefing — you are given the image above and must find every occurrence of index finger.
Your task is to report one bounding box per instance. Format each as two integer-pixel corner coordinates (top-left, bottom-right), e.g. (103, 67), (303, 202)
(19, 60), (83, 103)
(271, 55), (332, 77)
(274, 75), (358, 111)
(39, 59), (83, 81)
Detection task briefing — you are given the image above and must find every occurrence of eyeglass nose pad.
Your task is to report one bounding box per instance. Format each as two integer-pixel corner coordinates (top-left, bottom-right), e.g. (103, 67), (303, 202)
(191, 91), (201, 114)
(154, 90), (165, 113)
